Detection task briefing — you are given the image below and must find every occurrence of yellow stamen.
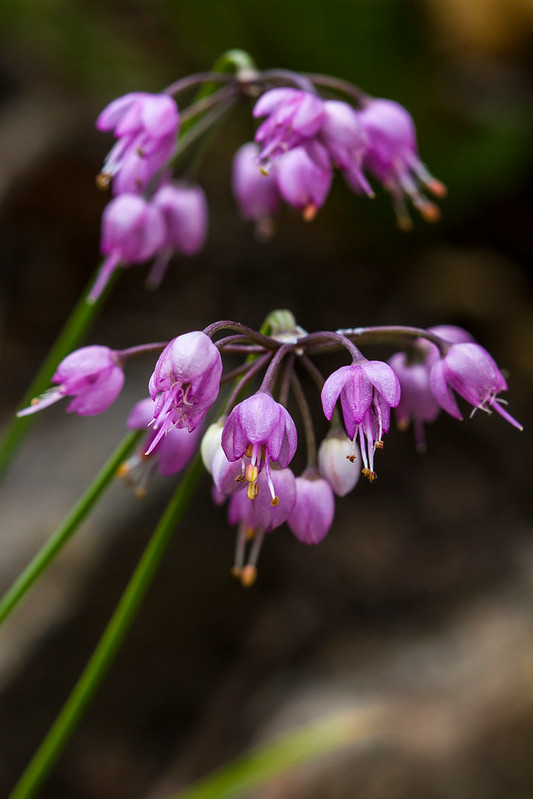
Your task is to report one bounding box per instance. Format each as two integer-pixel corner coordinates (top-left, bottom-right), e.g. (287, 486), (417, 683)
(245, 443), (254, 458)
(116, 462), (130, 478)
(135, 486), (148, 500)
(362, 468), (377, 482)
(245, 463), (258, 483)
(30, 397), (40, 406)
(247, 482), (259, 500)
(375, 440), (384, 450)
(270, 495), (279, 506)
(346, 454), (357, 463)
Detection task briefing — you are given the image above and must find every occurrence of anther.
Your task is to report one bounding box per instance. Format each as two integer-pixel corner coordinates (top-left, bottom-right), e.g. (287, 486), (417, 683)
(245, 463), (259, 484)
(116, 462), (130, 478)
(303, 203), (318, 222)
(375, 440), (384, 450)
(346, 454), (357, 463)
(30, 397), (40, 406)
(96, 173), (111, 191)
(135, 486), (148, 499)
(245, 443), (254, 458)
(247, 482), (259, 500)
(270, 495), (279, 507)
(362, 468), (377, 482)
(240, 565), (257, 587)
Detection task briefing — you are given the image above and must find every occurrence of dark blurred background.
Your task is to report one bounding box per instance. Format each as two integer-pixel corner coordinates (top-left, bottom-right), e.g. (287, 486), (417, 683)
(0, 1), (532, 797)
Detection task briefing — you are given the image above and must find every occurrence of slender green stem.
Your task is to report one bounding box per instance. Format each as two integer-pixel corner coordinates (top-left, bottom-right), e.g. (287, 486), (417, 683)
(7, 452), (205, 799)
(168, 705), (385, 799)
(0, 267), (119, 481)
(0, 430), (141, 628)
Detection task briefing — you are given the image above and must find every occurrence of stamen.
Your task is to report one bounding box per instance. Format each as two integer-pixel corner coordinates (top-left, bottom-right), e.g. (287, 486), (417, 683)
(362, 468), (377, 482)
(245, 443), (254, 458)
(247, 482), (259, 500)
(303, 203), (318, 222)
(96, 173), (111, 191)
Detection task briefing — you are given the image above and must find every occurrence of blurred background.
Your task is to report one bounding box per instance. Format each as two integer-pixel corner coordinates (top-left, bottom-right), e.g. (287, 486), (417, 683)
(0, 1), (532, 797)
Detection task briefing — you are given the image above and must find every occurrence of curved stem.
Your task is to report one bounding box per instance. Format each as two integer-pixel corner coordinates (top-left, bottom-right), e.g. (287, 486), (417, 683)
(259, 68), (318, 94)
(303, 73), (369, 104)
(336, 325), (448, 354)
(300, 331), (364, 361)
(116, 342), (168, 361)
(0, 431), (141, 628)
(290, 371), (317, 469)
(163, 71), (234, 96)
(204, 321), (279, 350)
(221, 353), (273, 413)
(7, 452), (205, 799)
(298, 354), (326, 391)
(260, 344), (293, 393)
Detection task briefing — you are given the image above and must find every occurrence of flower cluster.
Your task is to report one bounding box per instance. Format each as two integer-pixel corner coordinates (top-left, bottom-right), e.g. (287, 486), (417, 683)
(20, 312), (522, 585)
(91, 67), (445, 299)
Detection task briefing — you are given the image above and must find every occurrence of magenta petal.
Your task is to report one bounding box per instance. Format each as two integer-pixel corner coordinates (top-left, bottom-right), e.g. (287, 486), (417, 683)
(429, 360), (463, 419)
(363, 360), (401, 407)
(321, 365), (354, 420)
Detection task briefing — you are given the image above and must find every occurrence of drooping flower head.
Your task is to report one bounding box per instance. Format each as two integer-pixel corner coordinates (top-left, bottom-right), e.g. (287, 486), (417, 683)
(357, 98), (446, 228)
(288, 470), (335, 545)
(90, 193), (166, 302)
(96, 92), (179, 193)
(321, 360), (401, 481)
(148, 331), (222, 450)
(118, 397), (202, 497)
(429, 342), (522, 429)
(18, 346), (124, 417)
(253, 88), (326, 166)
(222, 391), (297, 503)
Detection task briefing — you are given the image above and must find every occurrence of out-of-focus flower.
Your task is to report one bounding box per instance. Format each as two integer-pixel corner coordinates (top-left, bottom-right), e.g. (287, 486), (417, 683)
(275, 147), (333, 220)
(318, 429), (361, 496)
(119, 397), (202, 497)
(96, 92), (179, 193)
(232, 142), (282, 238)
(253, 88), (326, 166)
(147, 183), (209, 288)
(90, 194), (166, 302)
(357, 98), (446, 228)
(288, 470), (335, 544)
(18, 346), (124, 417)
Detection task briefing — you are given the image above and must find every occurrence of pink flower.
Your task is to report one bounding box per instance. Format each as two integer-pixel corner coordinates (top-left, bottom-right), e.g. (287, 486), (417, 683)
(222, 392), (297, 502)
(118, 397), (202, 496)
(319, 100), (373, 196)
(17, 346), (124, 417)
(90, 194), (166, 302)
(147, 182), (209, 288)
(228, 467), (296, 586)
(288, 470), (335, 544)
(321, 360), (401, 480)
(388, 325), (475, 452)
(429, 342), (522, 429)
(148, 332), (222, 449)
(357, 98), (446, 228)
(253, 88), (326, 165)
(318, 429), (361, 496)
(232, 142), (282, 236)
(97, 92), (179, 192)
(275, 147), (332, 220)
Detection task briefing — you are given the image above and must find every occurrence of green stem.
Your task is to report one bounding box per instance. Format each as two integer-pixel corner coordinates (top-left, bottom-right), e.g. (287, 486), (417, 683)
(169, 705), (385, 799)
(7, 452), (205, 799)
(0, 267), (119, 481)
(0, 430), (140, 628)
